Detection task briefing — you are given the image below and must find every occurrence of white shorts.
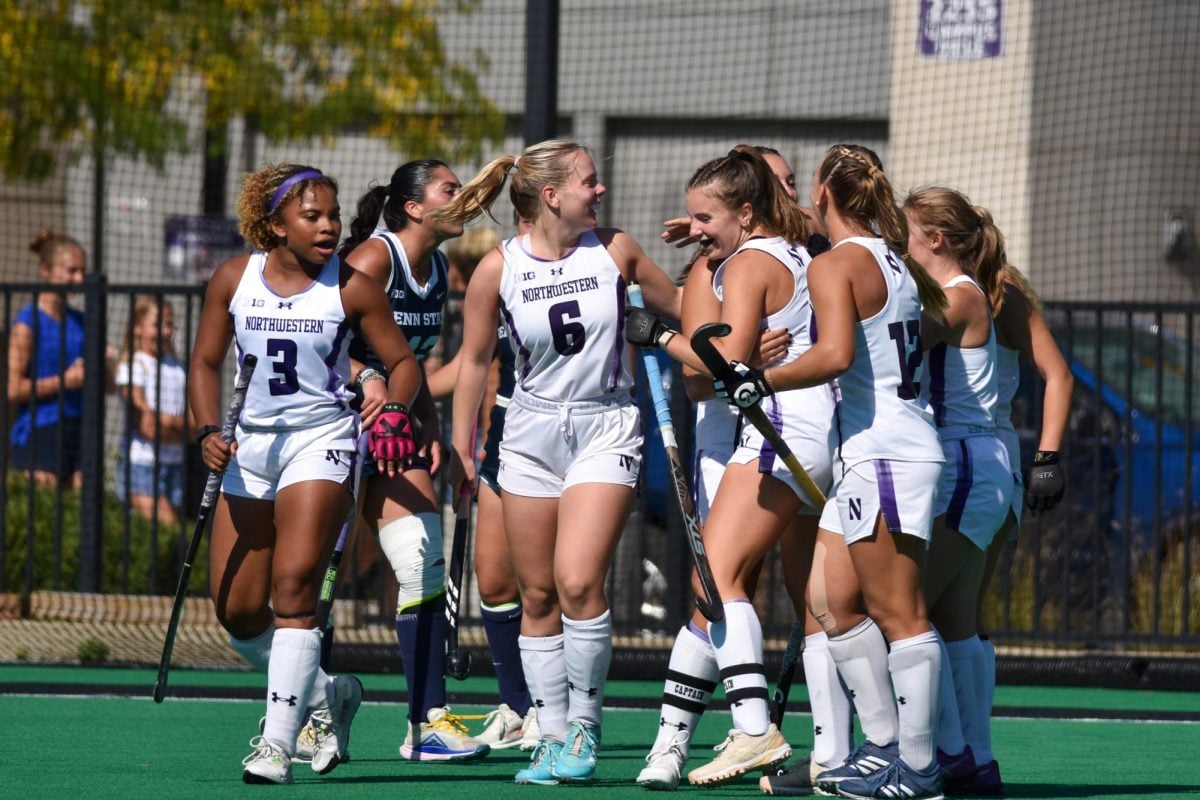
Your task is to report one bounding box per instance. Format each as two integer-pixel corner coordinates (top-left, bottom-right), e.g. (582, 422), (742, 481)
(727, 386), (834, 512)
(934, 434), (1014, 551)
(820, 458), (942, 545)
(498, 389), (642, 498)
(692, 400), (738, 524)
(997, 423), (1024, 538)
(222, 415), (360, 501)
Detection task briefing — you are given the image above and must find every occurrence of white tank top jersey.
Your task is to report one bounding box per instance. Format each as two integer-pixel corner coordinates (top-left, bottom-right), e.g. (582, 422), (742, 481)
(694, 398), (738, 453)
(712, 236), (815, 365)
(829, 237), (942, 466)
(920, 274), (999, 432)
(995, 343), (1020, 431)
(497, 230), (633, 402)
(229, 251), (353, 430)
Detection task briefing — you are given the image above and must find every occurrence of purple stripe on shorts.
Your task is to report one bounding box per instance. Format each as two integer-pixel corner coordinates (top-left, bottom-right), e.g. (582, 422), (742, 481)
(499, 298), (533, 387)
(928, 343), (947, 427)
(873, 459), (903, 534)
(947, 438), (973, 532)
(608, 276), (627, 392)
(758, 396), (784, 474)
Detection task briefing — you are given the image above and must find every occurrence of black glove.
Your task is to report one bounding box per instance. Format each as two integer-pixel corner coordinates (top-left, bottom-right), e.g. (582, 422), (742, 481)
(1026, 450), (1065, 514)
(713, 360), (773, 409)
(625, 306), (675, 348)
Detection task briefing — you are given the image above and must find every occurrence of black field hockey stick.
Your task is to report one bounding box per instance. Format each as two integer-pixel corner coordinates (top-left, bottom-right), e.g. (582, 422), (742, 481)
(153, 353), (258, 703)
(690, 323), (827, 511)
(628, 284), (723, 622)
(444, 483), (473, 680)
(771, 619), (805, 728)
(314, 434), (370, 648)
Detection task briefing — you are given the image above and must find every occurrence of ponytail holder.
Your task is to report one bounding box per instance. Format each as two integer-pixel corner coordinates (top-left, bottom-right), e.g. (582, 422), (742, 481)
(511, 155), (522, 171)
(267, 169), (324, 215)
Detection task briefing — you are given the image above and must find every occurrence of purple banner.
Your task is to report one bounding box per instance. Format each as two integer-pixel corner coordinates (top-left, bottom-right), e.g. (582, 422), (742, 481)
(919, 0), (1003, 59)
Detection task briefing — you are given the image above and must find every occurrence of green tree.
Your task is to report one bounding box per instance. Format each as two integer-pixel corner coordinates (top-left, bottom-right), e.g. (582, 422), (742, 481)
(0, 0), (502, 182)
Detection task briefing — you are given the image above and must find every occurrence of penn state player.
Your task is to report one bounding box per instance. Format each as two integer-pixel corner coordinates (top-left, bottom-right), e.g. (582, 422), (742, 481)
(337, 160), (490, 761)
(711, 146), (950, 800)
(908, 188), (1071, 796)
(189, 164), (421, 784)
(626, 147), (835, 786)
(901, 187), (1013, 792)
(635, 147), (852, 793)
(437, 140), (681, 784)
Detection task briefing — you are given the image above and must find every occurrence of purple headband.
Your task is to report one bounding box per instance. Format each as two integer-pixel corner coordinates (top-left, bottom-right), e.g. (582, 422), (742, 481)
(267, 169), (324, 214)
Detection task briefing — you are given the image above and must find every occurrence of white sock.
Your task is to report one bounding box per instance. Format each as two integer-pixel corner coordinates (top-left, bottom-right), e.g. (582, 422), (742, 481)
(231, 623), (275, 672)
(888, 630), (941, 773)
(972, 636), (996, 764)
(935, 634), (966, 756)
(651, 622), (718, 756)
(262, 627), (322, 755)
(520, 633), (569, 742)
(826, 618), (897, 746)
(562, 610), (612, 727)
(710, 600), (770, 736)
(803, 631), (853, 768)
(946, 637), (984, 765)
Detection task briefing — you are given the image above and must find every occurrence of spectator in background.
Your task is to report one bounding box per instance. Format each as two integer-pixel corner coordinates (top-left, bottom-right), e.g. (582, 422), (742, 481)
(115, 295), (188, 525)
(8, 229), (91, 488)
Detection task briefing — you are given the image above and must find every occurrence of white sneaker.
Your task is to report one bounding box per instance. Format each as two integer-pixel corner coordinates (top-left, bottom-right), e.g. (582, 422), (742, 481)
(309, 675), (364, 774)
(637, 731), (690, 791)
(242, 736), (293, 784)
(686, 725), (791, 786)
(399, 706), (491, 762)
(477, 703), (525, 750)
(519, 705), (540, 751)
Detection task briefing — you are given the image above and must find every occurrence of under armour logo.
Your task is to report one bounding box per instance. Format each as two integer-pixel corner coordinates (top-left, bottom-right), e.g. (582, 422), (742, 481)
(550, 267), (564, 276)
(278, 301), (293, 309)
(271, 692), (298, 706)
(567, 681), (599, 697)
(848, 689), (857, 698)
(814, 725), (823, 735)
(898, 696), (907, 705)
(534, 699), (545, 708)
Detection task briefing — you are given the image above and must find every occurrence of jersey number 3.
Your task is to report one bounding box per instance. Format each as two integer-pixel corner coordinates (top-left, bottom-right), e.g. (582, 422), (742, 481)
(549, 300), (586, 356)
(267, 338), (300, 396)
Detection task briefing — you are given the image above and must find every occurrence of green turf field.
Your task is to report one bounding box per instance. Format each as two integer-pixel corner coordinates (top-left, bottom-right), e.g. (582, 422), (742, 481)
(4, 665), (1199, 799)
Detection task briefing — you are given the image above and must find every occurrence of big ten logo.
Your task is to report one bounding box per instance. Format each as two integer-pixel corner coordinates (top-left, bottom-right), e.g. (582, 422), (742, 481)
(244, 297), (265, 307)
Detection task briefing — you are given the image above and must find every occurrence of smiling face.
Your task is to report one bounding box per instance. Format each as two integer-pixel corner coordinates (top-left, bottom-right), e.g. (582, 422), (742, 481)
(272, 184), (342, 265)
(42, 244), (87, 286)
(686, 186), (750, 261)
(136, 304), (177, 356)
(548, 150), (605, 230)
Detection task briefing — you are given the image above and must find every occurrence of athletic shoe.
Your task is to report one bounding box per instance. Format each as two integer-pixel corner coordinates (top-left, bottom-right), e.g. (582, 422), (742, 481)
(309, 675), (363, 774)
(814, 740), (897, 795)
(477, 703), (525, 750)
(514, 738), (563, 785)
(294, 720), (317, 762)
(242, 736), (293, 785)
(636, 730), (689, 791)
(936, 746), (976, 790)
(760, 755), (833, 796)
(834, 757), (943, 800)
(946, 759), (1003, 797)
(519, 705), (541, 751)
(399, 706), (491, 762)
(687, 725), (792, 786)
(552, 720), (601, 782)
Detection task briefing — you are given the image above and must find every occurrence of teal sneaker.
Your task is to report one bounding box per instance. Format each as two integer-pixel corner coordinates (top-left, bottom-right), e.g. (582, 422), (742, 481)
(551, 721), (600, 782)
(515, 739), (564, 785)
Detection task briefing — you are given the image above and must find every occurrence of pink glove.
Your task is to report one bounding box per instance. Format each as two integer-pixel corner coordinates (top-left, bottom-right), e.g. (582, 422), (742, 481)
(369, 403), (416, 463)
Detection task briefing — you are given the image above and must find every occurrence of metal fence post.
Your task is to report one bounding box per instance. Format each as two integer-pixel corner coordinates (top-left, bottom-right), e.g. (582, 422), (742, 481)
(78, 272), (108, 592)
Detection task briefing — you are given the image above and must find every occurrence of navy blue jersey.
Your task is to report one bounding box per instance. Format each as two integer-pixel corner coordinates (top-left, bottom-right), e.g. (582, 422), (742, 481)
(349, 230), (449, 372)
(497, 321), (516, 400)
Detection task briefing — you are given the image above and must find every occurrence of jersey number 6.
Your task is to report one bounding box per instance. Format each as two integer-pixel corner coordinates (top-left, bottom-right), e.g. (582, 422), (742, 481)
(549, 300), (586, 356)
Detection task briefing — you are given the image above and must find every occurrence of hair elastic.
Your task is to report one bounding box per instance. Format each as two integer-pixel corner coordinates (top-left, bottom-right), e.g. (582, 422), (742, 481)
(267, 169), (324, 215)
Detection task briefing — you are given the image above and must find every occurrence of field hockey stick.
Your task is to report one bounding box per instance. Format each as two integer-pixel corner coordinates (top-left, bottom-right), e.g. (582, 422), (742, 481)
(153, 353), (258, 703)
(690, 322), (827, 510)
(771, 619), (805, 728)
(628, 284), (723, 623)
(444, 482), (473, 680)
(314, 433), (370, 640)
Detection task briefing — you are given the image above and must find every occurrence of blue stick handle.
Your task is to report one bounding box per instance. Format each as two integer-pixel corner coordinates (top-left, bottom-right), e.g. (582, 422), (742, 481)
(627, 284), (676, 447)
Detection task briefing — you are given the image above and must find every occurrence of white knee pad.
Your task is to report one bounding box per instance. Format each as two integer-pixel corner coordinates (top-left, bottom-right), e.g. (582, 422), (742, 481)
(378, 512), (445, 613)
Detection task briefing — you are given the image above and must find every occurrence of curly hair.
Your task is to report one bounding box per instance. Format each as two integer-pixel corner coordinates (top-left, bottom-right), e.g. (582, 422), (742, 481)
(235, 163), (338, 251)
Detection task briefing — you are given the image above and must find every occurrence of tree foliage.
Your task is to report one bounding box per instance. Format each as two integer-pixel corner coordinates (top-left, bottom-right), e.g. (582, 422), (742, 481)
(0, 0), (502, 181)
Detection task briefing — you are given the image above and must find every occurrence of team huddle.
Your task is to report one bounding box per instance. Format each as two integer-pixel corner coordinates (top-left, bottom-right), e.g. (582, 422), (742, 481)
(188, 140), (1071, 799)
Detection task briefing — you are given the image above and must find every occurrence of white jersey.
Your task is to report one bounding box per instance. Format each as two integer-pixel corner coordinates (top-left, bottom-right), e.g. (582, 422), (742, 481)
(230, 251), (353, 430)
(497, 230), (633, 402)
(830, 237), (942, 467)
(995, 343), (1020, 432)
(919, 274), (999, 434)
(712, 236), (816, 363)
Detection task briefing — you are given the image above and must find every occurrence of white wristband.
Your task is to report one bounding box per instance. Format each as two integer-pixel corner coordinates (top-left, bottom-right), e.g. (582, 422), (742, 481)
(656, 329), (676, 348)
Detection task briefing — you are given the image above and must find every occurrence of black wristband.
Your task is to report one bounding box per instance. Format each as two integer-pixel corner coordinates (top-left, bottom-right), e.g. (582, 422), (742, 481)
(195, 424), (221, 445)
(380, 402), (409, 414)
(1033, 450), (1060, 464)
